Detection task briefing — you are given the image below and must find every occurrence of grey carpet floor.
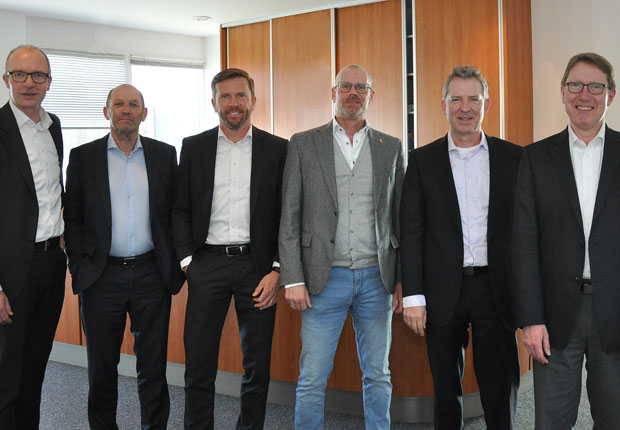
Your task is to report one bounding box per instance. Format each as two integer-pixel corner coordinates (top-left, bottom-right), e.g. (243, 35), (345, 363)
(40, 361), (593, 429)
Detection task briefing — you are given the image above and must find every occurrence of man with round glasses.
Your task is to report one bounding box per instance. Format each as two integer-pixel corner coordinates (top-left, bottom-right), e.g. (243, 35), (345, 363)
(0, 44), (66, 430)
(513, 52), (620, 429)
(280, 64), (404, 429)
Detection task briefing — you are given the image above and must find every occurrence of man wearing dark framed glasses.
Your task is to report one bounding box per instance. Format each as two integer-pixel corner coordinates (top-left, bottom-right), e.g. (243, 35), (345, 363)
(0, 44), (65, 430)
(513, 52), (620, 429)
(280, 64), (404, 429)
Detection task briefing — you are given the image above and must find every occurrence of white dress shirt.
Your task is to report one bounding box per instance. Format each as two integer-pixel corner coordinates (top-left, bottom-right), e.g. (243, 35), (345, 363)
(10, 100), (64, 242)
(403, 132), (490, 309)
(180, 126), (252, 269)
(568, 124), (606, 279)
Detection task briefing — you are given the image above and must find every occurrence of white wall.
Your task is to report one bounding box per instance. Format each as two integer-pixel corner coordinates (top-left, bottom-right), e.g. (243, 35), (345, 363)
(531, 0), (620, 141)
(0, 10), (222, 108)
(0, 11), (26, 105)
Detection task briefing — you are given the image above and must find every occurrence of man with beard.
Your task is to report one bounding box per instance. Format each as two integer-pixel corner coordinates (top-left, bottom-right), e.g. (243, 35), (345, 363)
(64, 84), (184, 429)
(172, 68), (287, 429)
(279, 64), (404, 429)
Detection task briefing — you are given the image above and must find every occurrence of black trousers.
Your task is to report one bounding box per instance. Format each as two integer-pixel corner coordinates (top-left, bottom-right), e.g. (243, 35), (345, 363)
(184, 248), (277, 430)
(426, 272), (520, 430)
(80, 258), (171, 430)
(0, 244), (66, 430)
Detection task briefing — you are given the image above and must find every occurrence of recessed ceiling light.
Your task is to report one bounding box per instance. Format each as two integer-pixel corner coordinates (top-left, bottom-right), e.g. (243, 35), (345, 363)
(193, 16), (212, 21)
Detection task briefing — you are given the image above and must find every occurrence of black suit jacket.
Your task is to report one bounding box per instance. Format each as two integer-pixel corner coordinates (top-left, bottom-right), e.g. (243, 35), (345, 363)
(64, 134), (184, 295)
(401, 135), (522, 330)
(172, 126), (288, 278)
(0, 102), (63, 302)
(512, 126), (620, 353)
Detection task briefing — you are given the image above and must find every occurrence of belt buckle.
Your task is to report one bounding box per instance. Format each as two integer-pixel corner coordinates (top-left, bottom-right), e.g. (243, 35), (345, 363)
(225, 246), (241, 257)
(123, 257), (136, 268)
(581, 283), (593, 294)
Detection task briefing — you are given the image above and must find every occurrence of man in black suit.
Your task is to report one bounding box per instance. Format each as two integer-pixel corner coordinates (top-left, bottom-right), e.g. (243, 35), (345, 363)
(0, 44), (66, 430)
(64, 84), (184, 429)
(172, 68), (287, 430)
(513, 52), (620, 429)
(400, 66), (521, 429)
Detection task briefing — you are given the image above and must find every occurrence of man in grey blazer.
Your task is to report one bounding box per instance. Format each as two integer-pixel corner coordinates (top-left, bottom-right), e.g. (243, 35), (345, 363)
(279, 64), (404, 429)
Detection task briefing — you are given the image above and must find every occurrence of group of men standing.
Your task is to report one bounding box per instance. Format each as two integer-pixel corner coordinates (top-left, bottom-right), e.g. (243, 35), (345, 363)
(0, 42), (619, 430)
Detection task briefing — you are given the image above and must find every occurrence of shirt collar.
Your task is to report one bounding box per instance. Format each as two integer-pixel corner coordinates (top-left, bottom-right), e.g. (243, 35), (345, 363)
(332, 119), (370, 137)
(107, 133), (143, 154)
(217, 125), (253, 144)
(9, 99), (52, 129)
(568, 123), (606, 148)
(447, 131), (488, 155)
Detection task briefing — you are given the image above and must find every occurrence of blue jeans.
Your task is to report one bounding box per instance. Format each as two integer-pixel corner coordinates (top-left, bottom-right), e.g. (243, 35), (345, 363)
(295, 266), (393, 429)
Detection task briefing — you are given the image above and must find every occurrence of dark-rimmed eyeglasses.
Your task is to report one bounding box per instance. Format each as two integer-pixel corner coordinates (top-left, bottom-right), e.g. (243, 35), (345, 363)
(565, 82), (608, 95)
(336, 81), (372, 94)
(6, 71), (50, 84)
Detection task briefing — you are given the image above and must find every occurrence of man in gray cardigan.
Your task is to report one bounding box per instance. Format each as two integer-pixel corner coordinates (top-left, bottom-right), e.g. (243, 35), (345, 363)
(279, 64), (404, 429)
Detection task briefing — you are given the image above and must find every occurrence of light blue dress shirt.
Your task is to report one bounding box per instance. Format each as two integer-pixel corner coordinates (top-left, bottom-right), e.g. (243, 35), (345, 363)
(107, 135), (154, 257)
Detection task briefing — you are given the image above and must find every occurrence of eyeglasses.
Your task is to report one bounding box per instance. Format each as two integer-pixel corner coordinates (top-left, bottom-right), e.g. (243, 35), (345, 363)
(6, 71), (50, 83)
(565, 82), (608, 95)
(336, 81), (372, 94)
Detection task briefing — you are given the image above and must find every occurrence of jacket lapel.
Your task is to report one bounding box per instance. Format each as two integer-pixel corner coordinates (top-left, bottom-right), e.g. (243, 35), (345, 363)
(436, 136), (463, 233)
(0, 103), (36, 197)
(142, 137), (157, 226)
(94, 136), (113, 228)
(549, 128), (584, 231)
(314, 121), (338, 208)
(487, 136), (502, 237)
(201, 129), (218, 221)
(250, 126), (265, 220)
(368, 128), (387, 212)
(592, 126), (620, 230)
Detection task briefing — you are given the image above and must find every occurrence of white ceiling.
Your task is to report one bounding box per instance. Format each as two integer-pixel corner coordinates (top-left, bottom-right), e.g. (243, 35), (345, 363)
(0, 0), (380, 37)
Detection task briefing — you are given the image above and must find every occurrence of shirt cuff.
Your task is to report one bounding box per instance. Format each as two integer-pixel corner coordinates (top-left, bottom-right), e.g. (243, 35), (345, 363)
(403, 294), (426, 308)
(0, 284), (3, 292)
(284, 282), (305, 289)
(180, 256), (192, 271)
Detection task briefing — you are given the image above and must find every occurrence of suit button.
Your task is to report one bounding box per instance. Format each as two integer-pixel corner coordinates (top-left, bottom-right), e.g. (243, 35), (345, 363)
(580, 241), (585, 248)
(330, 239), (335, 244)
(334, 211), (337, 216)
(575, 277), (580, 283)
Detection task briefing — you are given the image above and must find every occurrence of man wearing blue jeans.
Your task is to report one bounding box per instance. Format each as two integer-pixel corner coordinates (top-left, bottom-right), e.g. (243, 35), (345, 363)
(279, 64), (404, 429)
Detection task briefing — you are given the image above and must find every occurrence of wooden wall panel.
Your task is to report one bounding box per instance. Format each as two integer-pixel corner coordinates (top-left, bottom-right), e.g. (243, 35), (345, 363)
(53, 270), (82, 345)
(272, 10), (332, 139)
(415, 0), (501, 146)
(503, 0), (533, 147)
(227, 21), (272, 132)
(167, 284), (188, 363)
(335, 0), (403, 141)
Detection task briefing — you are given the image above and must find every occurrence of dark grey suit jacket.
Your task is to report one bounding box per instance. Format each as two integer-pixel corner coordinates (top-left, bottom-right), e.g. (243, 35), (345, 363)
(0, 102), (63, 302)
(279, 121), (404, 295)
(63, 134), (184, 295)
(400, 135), (522, 330)
(512, 126), (620, 353)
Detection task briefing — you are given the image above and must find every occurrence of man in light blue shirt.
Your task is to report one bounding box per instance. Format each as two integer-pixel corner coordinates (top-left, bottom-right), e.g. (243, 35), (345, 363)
(64, 84), (184, 430)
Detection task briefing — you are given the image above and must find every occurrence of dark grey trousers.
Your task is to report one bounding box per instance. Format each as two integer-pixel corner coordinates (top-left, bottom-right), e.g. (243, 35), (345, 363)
(533, 295), (620, 430)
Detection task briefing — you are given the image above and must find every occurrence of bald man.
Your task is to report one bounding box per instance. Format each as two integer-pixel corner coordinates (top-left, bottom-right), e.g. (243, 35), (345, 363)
(64, 84), (184, 429)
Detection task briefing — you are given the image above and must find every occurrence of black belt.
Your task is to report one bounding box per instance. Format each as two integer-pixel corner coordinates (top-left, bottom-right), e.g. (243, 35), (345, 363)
(580, 279), (593, 295)
(463, 266), (488, 276)
(108, 251), (155, 268)
(34, 236), (60, 252)
(204, 243), (250, 257)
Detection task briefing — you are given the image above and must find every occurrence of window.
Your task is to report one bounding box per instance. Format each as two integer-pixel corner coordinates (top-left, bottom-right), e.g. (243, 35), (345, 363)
(43, 50), (127, 172)
(131, 58), (207, 154)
